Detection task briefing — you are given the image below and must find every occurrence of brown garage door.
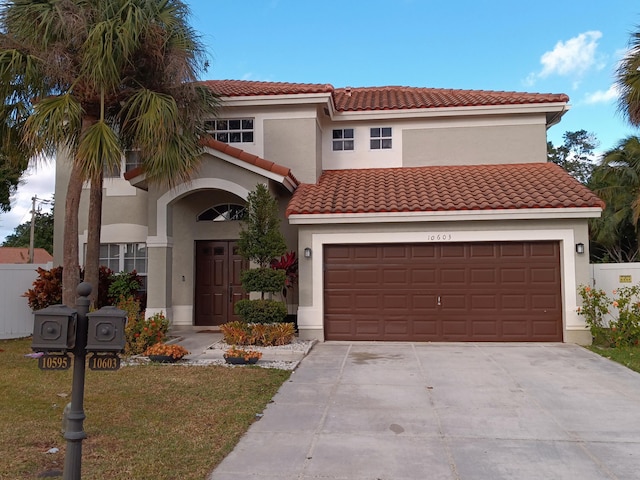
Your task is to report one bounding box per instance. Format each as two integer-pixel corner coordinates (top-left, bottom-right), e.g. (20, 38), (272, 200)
(324, 242), (562, 342)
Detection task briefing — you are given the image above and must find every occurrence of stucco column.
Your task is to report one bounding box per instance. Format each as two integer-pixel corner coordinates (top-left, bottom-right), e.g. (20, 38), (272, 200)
(145, 243), (173, 322)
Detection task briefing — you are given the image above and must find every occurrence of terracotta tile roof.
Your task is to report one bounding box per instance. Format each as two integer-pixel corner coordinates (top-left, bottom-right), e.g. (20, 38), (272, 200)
(202, 80), (569, 112)
(333, 86), (569, 112)
(286, 163), (603, 217)
(201, 137), (299, 187)
(200, 80), (333, 97)
(0, 247), (53, 264)
(124, 137), (299, 188)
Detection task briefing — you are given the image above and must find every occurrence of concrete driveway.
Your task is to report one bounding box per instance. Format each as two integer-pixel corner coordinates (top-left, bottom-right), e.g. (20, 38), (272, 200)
(208, 343), (640, 480)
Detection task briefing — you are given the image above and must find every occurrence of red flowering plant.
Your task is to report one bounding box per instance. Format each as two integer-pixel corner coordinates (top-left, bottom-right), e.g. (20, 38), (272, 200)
(270, 251), (298, 298)
(123, 307), (169, 355)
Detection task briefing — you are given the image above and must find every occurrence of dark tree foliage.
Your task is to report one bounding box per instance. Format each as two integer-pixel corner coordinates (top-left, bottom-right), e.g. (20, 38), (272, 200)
(2, 208), (54, 254)
(0, 155), (27, 212)
(547, 130), (599, 185)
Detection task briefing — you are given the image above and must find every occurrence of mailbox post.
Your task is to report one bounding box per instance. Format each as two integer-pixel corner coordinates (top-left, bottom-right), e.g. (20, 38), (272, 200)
(62, 282), (91, 480)
(31, 282), (128, 480)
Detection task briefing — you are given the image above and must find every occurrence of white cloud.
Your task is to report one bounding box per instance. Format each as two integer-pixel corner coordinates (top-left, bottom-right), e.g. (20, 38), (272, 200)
(0, 160), (56, 243)
(527, 31), (603, 85)
(584, 84), (619, 104)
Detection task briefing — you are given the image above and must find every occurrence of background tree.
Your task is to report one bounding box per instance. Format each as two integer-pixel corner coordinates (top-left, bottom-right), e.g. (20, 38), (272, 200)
(589, 136), (640, 262)
(547, 130), (599, 184)
(2, 207), (54, 254)
(616, 24), (640, 126)
(0, 155), (27, 212)
(0, 0), (218, 306)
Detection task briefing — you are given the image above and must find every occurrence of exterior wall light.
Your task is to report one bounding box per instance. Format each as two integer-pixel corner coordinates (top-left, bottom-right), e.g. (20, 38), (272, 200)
(575, 243), (585, 254)
(304, 247), (312, 258)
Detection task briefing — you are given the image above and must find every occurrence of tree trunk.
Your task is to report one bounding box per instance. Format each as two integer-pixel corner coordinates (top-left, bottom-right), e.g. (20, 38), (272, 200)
(62, 161), (84, 307)
(85, 172), (103, 308)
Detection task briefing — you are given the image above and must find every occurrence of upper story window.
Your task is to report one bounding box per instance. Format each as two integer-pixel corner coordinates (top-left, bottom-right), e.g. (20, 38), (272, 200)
(332, 128), (354, 151)
(205, 119), (254, 143)
(102, 150), (143, 178)
(197, 204), (246, 222)
(370, 127), (392, 149)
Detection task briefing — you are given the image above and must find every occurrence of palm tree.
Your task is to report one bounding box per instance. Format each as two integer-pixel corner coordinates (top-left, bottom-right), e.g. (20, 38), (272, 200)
(0, 0), (217, 306)
(617, 26), (640, 126)
(590, 136), (640, 261)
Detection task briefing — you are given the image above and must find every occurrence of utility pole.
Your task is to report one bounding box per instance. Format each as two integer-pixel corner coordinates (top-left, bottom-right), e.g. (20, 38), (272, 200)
(29, 195), (36, 263)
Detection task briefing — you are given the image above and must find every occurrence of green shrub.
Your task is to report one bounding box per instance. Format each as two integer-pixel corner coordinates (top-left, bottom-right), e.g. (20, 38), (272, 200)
(108, 271), (142, 304)
(577, 284), (640, 347)
(240, 268), (286, 294)
(235, 299), (287, 324)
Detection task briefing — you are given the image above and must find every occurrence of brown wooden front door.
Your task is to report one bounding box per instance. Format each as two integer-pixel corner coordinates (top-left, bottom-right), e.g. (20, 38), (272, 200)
(195, 240), (248, 326)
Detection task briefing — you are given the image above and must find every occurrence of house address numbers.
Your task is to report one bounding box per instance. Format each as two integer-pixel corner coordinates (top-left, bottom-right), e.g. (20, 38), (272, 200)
(424, 233), (453, 242)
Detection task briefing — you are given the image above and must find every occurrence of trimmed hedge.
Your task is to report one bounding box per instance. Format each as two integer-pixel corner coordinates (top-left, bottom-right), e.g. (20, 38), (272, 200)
(234, 299), (287, 324)
(240, 268), (286, 294)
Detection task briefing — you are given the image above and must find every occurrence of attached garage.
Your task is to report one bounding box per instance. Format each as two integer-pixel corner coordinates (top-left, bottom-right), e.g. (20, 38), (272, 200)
(324, 241), (562, 342)
(288, 163), (605, 344)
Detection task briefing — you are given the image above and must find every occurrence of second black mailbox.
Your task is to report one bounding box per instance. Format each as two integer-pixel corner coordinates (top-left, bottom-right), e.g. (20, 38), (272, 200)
(86, 306), (128, 352)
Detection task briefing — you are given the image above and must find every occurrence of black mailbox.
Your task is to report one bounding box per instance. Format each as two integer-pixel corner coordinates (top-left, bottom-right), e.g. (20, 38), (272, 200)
(86, 306), (128, 352)
(32, 305), (78, 352)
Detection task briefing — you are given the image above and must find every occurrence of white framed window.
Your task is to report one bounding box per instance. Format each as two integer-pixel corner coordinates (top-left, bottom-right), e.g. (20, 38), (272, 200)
(103, 163), (121, 178)
(197, 204), (246, 222)
(97, 242), (147, 290)
(125, 150), (142, 173)
(370, 127), (392, 149)
(332, 128), (354, 151)
(205, 118), (254, 143)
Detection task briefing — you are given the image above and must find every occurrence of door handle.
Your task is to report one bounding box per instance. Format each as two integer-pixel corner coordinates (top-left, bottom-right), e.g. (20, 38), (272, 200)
(437, 295), (442, 306)
(229, 285), (232, 303)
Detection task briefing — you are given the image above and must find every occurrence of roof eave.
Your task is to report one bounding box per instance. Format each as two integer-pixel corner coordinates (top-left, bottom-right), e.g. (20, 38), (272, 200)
(288, 207), (603, 224)
(329, 102), (570, 125)
(219, 92), (333, 108)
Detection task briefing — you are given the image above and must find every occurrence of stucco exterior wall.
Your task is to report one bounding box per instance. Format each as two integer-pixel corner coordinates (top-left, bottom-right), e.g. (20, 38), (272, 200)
(264, 117), (320, 184)
(294, 217), (592, 344)
(403, 122), (547, 167)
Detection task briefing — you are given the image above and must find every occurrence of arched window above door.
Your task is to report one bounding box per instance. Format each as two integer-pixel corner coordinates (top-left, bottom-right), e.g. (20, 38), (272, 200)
(197, 204), (246, 222)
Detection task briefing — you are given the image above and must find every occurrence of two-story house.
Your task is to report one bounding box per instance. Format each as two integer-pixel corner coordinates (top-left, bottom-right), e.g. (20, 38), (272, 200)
(52, 80), (603, 344)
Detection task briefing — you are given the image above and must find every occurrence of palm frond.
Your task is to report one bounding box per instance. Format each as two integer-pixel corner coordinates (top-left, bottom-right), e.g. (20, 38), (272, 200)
(23, 94), (83, 155)
(76, 120), (122, 180)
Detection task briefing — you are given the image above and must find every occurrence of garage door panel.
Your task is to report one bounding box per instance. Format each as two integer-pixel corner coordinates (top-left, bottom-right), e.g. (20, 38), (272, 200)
(354, 268), (380, 284)
(440, 268), (466, 284)
(412, 294), (438, 310)
(501, 268), (527, 284)
(383, 269), (409, 285)
(470, 268), (496, 284)
(411, 268), (437, 285)
(530, 267), (558, 283)
(324, 242), (562, 342)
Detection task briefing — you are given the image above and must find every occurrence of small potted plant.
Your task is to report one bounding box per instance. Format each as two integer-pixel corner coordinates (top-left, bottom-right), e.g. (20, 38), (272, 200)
(223, 346), (262, 365)
(144, 343), (190, 363)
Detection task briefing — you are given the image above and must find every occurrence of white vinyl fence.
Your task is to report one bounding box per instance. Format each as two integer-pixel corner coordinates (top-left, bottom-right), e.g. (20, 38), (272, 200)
(590, 263), (640, 294)
(0, 263), (51, 339)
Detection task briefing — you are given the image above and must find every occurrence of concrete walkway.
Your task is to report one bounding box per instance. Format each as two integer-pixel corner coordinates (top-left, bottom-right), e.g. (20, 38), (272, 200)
(208, 342), (640, 480)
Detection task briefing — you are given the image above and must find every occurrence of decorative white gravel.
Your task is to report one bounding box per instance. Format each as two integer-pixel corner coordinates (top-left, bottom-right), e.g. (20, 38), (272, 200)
(206, 338), (315, 354)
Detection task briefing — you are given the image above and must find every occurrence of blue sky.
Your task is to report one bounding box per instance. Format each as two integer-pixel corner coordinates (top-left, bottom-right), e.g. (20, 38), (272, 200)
(1, 0), (639, 242)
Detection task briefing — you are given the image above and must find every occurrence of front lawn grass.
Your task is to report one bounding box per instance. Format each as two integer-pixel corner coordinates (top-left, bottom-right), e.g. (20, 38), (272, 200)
(0, 337), (290, 480)
(587, 344), (640, 374)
